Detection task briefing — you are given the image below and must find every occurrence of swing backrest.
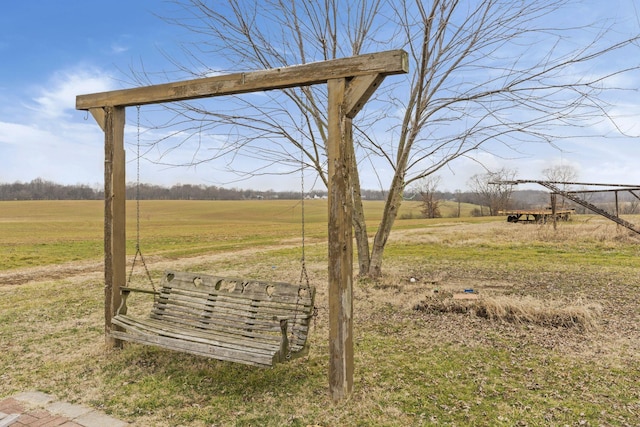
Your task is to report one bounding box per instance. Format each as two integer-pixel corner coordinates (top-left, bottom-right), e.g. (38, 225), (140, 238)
(151, 270), (315, 352)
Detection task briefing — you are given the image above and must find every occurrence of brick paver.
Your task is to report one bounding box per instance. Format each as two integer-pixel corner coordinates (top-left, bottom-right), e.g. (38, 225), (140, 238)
(0, 393), (126, 427)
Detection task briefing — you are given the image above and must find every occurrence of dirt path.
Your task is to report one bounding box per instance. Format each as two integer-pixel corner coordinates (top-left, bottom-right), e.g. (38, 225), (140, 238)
(0, 225), (474, 287)
(0, 242), (317, 287)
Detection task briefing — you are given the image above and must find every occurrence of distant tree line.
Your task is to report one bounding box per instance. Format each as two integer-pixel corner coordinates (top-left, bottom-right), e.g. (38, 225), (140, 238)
(0, 179), (102, 200)
(0, 178), (393, 201)
(4, 178), (637, 216)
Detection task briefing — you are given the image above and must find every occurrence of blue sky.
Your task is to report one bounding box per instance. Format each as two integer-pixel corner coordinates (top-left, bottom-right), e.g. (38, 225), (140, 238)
(1, 1), (639, 192)
(0, 1), (179, 186)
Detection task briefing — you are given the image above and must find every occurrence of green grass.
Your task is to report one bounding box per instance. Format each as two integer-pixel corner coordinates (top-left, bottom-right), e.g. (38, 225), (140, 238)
(1, 201), (639, 425)
(2, 271), (638, 425)
(0, 199), (496, 270)
(0, 199), (445, 270)
(0, 200), (329, 270)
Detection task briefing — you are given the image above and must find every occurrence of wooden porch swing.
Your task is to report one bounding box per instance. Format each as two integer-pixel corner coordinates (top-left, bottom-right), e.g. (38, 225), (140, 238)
(76, 49), (408, 400)
(112, 270), (316, 367)
(109, 106), (316, 367)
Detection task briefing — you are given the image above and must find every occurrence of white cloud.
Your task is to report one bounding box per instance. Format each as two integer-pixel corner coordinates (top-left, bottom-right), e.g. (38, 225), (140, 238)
(0, 121), (52, 146)
(0, 66), (118, 184)
(29, 68), (114, 119)
(110, 43), (129, 54)
(0, 120), (104, 184)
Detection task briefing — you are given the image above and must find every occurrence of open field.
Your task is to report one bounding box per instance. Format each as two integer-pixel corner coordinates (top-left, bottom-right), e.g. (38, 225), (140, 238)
(1, 200), (639, 426)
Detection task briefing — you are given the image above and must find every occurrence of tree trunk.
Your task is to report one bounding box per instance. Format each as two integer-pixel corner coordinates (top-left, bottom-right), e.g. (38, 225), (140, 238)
(368, 170), (405, 278)
(350, 141), (371, 276)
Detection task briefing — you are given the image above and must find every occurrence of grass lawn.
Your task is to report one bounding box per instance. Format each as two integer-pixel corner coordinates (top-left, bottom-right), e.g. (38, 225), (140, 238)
(1, 200), (639, 426)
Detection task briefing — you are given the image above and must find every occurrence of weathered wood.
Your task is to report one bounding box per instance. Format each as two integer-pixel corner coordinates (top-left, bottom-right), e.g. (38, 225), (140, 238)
(111, 271), (315, 367)
(327, 78), (354, 401)
(104, 106), (126, 348)
(113, 316), (280, 351)
(344, 74), (386, 118)
(89, 107), (106, 131)
(111, 329), (278, 367)
(76, 50), (408, 109)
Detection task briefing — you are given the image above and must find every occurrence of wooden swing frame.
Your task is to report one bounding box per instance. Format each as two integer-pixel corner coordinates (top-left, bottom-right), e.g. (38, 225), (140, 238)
(76, 49), (408, 401)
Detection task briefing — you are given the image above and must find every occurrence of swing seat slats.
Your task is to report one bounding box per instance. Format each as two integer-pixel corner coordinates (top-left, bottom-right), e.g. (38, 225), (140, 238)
(111, 270), (315, 368)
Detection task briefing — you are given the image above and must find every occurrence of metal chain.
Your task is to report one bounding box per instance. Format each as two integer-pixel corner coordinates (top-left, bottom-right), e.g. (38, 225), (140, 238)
(288, 111), (312, 359)
(136, 105), (141, 250)
(299, 120), (310, 289)
(127, 105), (155, 292)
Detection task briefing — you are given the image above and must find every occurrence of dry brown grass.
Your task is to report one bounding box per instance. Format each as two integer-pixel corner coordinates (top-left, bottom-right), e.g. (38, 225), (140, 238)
(414, 291), (602, 329)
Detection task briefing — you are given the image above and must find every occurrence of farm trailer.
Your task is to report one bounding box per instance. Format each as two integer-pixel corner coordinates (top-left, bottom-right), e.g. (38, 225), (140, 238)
(499, 209), (575, 223)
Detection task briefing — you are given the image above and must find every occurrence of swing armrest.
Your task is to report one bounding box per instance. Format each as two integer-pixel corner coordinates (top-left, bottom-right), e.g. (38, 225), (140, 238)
(116, 287), (159, 316)
(120, 286), (159, 295)
(274, 316), (290, 362)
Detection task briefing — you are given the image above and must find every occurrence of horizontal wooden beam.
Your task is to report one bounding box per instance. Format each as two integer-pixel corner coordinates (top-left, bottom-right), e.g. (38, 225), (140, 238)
(76, 50), (408, 110)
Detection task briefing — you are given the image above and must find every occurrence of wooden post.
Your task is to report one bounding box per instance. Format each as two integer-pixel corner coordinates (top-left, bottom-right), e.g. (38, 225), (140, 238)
(551, 193), (557, 230)
(104, 106), (126, 348)
(615, 190), (620, 231)
(327, 78), (354, 401)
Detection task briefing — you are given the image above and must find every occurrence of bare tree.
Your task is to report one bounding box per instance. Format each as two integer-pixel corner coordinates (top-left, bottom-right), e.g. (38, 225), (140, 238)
(542, 164), (579, 208)
(542, 164), (579, 184)
(412, 175), (442, 218)
(623, 193), (640, 214)
(454, 189), (462, 218)
(468, 168), (518, 215)
(136, 0), (640, 277)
